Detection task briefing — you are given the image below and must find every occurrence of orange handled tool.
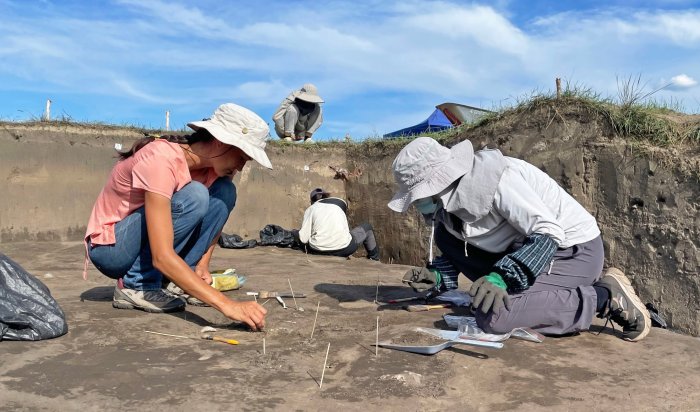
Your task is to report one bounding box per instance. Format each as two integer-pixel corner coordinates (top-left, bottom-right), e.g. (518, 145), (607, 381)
(202, 335), (239, 345)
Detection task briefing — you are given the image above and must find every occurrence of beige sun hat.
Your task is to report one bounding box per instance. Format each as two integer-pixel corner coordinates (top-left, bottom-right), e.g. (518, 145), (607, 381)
(388, 137), (474, 213)
(295, 83), (324, 104)
(187, 103), (272, 169)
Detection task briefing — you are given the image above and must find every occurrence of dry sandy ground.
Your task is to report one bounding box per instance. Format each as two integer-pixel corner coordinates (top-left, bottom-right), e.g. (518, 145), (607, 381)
(1, 242), (699, 412)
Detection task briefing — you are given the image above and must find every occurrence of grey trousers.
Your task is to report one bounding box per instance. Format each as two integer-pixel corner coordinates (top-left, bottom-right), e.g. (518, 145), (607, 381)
(350, 223), (379, 260)
(273, 104), (317, 139)
(435, 224), (604, 335)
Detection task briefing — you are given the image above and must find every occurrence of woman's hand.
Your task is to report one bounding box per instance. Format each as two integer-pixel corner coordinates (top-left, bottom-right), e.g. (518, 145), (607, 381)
(221, 300), (267, 331)
(195, 265), (213, 285)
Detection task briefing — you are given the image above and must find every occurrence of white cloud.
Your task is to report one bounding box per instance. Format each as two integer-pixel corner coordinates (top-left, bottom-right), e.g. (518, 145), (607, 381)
(110, 77), (178, 104)
(398, 4), (529, 56)
(229, 80), (290, 105)
(667, 74), (698, 90)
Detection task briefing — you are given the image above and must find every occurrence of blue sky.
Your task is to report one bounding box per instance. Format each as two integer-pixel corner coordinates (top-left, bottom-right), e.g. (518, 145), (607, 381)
(1, 0), (699, 140)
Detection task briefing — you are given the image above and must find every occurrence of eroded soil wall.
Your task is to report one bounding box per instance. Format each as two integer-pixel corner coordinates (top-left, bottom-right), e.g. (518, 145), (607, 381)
(0, 123), (345, 243)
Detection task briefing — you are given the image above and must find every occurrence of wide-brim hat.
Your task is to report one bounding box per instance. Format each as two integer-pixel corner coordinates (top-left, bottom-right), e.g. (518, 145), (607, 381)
(188, 103), (272, 169)
(388, 137), (474, 212)
(296, 83), (324, 104)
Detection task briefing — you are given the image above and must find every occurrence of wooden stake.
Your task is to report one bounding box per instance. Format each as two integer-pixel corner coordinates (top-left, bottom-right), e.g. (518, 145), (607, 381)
(374, 280), (380, 304)
(375, 317), (379, 357)
(319, 342), (330, 389)
(165, 110), (170, 131)
(310, 301), (320, 339)
(144, 330), (196, 340)
(263, 337), (266, 355)
(288, 278), (299, 310)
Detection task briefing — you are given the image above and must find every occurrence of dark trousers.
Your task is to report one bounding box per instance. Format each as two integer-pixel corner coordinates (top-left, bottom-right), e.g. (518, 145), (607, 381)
(435, 224), (604, 335)
(297, 223), (380, 260)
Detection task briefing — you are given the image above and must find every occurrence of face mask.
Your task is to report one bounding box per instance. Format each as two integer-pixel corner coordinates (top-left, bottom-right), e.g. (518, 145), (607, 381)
(414, 197), (439, 215)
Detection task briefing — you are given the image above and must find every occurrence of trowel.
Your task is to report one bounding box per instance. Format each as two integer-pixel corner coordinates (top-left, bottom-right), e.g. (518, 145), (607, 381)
(376, 327), (503, 355)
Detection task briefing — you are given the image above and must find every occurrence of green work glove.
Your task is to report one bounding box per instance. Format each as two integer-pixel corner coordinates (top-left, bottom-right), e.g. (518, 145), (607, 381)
(468, 272), (512, 314)
(402, 266), (442, 293)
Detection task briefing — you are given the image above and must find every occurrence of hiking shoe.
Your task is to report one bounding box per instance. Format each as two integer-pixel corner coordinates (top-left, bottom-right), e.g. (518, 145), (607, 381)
(282, 136), (293, 142)
(595, 268), (651, 342)
(303, 137), (314, 144)
(164, 282), (209, 307)
(113, 280), (185, 313)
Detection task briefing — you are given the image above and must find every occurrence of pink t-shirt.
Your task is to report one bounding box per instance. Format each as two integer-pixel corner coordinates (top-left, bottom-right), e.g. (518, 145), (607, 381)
(85, 140), (218, 247)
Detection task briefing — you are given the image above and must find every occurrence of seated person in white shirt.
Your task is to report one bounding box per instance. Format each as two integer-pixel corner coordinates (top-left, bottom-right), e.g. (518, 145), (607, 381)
(295, 188), (379, 260)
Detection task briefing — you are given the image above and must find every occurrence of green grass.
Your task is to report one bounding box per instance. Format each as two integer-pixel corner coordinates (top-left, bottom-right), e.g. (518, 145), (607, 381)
(459, 80), (700, 147)
(4, 79), (698, 149)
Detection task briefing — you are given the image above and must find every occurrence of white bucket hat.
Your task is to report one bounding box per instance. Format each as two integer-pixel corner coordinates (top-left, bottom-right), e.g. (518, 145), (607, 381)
(187, 103), (272, 169)
(295, 83), (324, 104)
(388, 137), (474, 212)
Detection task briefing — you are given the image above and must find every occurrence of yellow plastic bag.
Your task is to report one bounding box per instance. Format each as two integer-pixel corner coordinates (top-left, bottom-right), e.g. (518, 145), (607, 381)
(210, 268), (247, 292)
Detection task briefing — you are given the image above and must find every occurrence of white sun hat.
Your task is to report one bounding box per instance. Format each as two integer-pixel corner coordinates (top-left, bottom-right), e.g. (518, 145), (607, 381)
(388, 137), (474, 213)
(295, 83), (324, 104)
(188, 103), (272, 169)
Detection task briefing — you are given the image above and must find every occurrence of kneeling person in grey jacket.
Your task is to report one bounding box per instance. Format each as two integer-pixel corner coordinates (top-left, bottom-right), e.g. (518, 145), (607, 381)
(389, 137), (651, 342)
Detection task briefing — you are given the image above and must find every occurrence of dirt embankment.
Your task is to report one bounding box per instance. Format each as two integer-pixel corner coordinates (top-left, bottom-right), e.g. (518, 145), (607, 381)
(1, 106), (699, 335)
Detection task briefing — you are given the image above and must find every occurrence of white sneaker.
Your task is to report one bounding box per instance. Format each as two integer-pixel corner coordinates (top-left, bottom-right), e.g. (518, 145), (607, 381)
(282, 136), (293, 142)
(303, 138), (314, 144)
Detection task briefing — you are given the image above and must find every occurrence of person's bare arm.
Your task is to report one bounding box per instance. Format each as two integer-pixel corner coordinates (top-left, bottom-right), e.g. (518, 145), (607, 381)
(145, 192), (266, 330)
(194, 238), (218, 285)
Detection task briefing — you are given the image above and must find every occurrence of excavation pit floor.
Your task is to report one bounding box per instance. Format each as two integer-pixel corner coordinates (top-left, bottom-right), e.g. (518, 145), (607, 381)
(1, 242), (699, 411)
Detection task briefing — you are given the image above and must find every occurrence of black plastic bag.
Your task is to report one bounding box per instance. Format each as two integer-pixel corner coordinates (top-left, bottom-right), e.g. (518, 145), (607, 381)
(259, 224), (297, 248)
(0, 253), (68, 341)
(218, 232), (257, 249)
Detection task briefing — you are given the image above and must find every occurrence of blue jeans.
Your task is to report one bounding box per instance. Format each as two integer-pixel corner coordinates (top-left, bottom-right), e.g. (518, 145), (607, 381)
(89, 178), (236, 291)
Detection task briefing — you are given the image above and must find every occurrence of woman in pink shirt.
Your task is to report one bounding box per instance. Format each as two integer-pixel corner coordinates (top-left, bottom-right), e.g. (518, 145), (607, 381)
(85, 103), (269, 331)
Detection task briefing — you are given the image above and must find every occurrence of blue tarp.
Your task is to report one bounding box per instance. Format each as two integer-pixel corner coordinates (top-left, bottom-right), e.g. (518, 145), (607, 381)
(384, 109), (452, 138)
